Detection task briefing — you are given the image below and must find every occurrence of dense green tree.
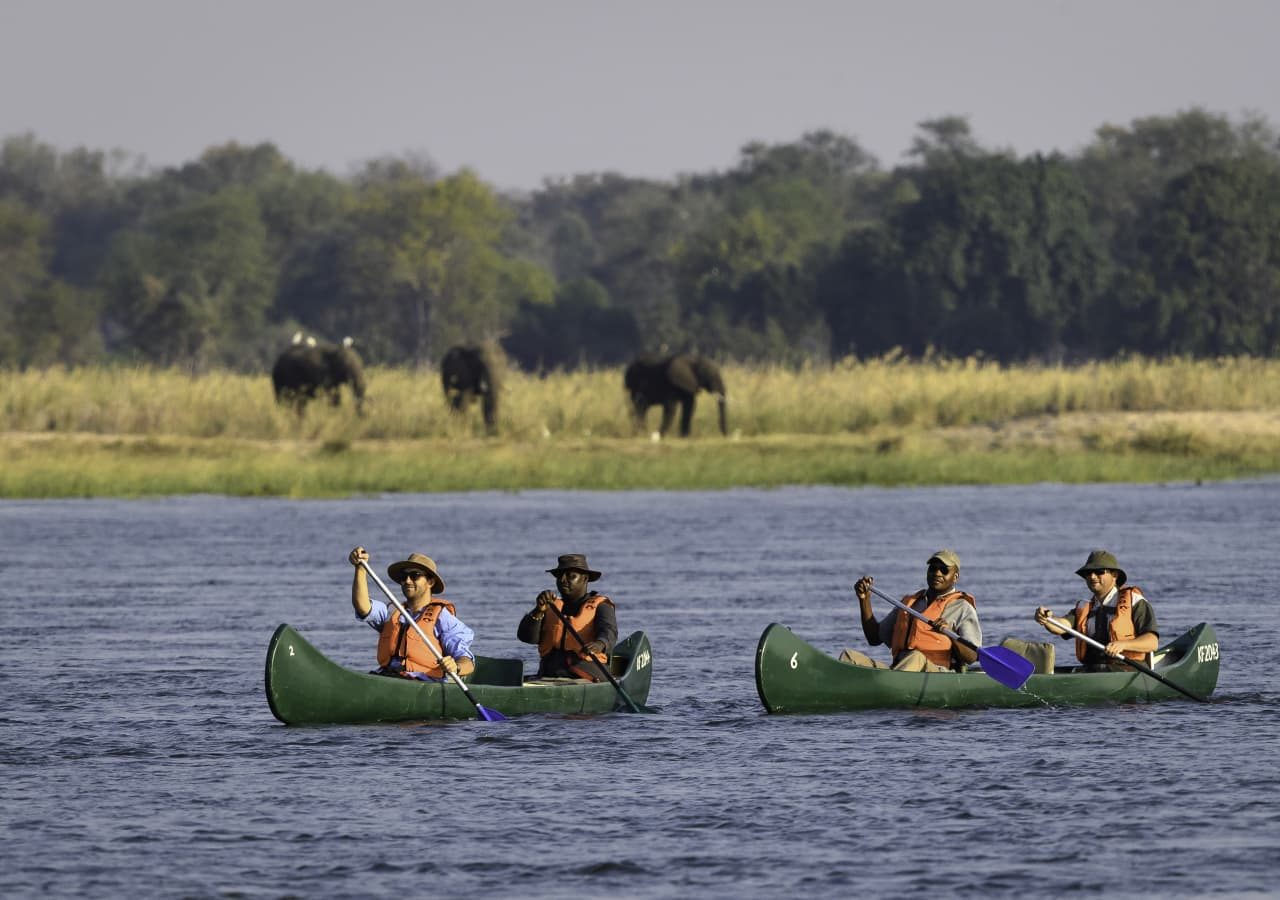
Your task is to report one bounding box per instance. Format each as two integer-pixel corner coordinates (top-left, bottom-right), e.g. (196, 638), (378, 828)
(1075, 109), (1280, 268)
(503, 276), (638, 370)
(820, 153), (1107, 361)
(521, 173), (709, 354)
(670, 133), (883, 361)
(816, 224), (905, 359)
(280, 169), (552, 365)
(99, 189), (275, 368)
(1106, 158), (1280, 356)
(906, 116), (989, 167)
(0, 197), (102, 366)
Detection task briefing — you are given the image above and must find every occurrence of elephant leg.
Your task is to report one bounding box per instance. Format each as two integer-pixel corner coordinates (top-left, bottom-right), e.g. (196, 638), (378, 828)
(629, 397), (648, 434)
(481, 392), (497, 434)
(679, 396), (696, 437)
(659, 400), (679, 436)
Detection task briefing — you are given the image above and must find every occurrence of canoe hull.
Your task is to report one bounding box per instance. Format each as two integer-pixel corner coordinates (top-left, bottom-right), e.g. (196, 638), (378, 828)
(755, 622), (1219, 713)
(266, 624), (653, 724)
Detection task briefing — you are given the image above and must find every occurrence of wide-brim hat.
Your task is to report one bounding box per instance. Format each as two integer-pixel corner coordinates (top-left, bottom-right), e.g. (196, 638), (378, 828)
(547, 553), (601, 581)
(1075, 549), (1126, 587)
(387, 552), (445, 593)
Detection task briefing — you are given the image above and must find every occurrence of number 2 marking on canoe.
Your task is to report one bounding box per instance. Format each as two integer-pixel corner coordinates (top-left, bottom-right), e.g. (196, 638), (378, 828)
(1197, 643), (1219, 663)
(288, 645), (295, 656)
(789, 652), (798, 670)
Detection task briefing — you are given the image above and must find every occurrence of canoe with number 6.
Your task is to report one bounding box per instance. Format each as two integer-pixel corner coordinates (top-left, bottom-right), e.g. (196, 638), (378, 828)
(754, 622), (1219, 713)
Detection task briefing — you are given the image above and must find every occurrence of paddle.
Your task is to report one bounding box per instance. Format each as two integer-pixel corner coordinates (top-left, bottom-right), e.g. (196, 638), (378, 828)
(360, 560), (506, 722)
(537, 599), (655, 713)
(1038, 611), (1208, 703)
(864, 582), (1035, 690)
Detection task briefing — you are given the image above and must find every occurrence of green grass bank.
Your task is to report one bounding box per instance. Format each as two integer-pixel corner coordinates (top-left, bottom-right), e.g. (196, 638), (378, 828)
(3, 357), (1279, 498)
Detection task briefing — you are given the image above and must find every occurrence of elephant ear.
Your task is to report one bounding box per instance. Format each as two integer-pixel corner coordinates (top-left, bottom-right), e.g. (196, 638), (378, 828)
(665, 355), (700, 394)
(691, 357), (725, 394)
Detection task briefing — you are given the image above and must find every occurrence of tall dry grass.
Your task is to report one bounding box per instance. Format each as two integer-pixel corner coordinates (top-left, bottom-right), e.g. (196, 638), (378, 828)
(3, 356), (1278, 441)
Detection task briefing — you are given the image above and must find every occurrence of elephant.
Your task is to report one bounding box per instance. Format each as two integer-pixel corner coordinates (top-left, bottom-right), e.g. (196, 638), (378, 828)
(271, 335), (366, 415)
(623, 353), (727, 438)
(441, 344), (498, 434)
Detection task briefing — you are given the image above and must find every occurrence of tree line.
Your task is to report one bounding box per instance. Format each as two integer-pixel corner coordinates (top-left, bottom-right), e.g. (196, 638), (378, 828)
(2, 107), (1279, 373)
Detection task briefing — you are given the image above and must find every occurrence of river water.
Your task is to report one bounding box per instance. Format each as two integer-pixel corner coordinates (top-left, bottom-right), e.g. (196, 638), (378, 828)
(3, 481), (1279, 897)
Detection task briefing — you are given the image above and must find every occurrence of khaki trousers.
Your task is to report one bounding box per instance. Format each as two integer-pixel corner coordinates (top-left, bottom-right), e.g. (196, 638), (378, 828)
(837, 648), (949, 672)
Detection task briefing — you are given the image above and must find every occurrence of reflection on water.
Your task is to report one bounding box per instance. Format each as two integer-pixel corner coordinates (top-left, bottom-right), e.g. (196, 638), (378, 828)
(2, 481), (1279, 896)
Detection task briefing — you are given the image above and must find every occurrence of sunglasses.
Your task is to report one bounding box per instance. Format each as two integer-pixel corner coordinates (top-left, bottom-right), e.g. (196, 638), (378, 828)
(397, 571), (430, 583)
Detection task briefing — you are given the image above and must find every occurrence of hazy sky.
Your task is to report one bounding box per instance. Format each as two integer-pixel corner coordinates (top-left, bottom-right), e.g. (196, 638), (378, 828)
(3, 0), (1278, 190)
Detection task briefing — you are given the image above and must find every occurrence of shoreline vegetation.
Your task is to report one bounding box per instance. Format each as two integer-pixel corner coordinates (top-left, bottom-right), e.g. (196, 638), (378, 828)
(3, 357), (1279, 498)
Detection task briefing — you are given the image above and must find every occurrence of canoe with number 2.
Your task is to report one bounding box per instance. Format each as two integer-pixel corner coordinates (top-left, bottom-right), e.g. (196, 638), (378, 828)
(266, 624), (654, 724)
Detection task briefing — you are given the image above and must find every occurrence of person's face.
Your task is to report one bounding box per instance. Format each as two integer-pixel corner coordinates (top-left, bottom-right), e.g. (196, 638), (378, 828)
(555, 569), (590, 602)
(397, 569), (433, 605)
(1084, 569), (1117, 599)
(926, 560), (959, 593)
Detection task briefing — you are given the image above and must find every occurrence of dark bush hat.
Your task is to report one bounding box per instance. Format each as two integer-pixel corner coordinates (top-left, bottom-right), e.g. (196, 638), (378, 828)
(927, 549), (961, 572)
(547, 553), (601, 581)
(1075, 549), (1126, 587)
(387, 552), (445, 593)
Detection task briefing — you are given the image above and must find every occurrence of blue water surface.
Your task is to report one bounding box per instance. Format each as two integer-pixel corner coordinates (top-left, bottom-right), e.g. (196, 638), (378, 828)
(2, 482), (1278, 897)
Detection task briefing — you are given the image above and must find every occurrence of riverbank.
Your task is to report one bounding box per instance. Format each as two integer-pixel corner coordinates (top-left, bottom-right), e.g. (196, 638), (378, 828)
(5, 410), (1278, 498)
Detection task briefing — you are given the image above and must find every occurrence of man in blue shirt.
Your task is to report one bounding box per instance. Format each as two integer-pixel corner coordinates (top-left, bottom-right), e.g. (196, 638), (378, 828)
(348, 546), (476, 680)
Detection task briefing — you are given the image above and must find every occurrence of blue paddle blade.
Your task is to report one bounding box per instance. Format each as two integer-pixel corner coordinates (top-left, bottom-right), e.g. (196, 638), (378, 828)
(977, 645), (1036, 690)
(476, 704), (507, 722)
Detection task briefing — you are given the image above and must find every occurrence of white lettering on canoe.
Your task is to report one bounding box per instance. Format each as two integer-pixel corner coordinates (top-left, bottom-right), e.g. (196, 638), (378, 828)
(789, 652), (798, 670)
(1196, 643), (1219, 663)
(288, 645), (295, 656)
(635, 649), (650, 670)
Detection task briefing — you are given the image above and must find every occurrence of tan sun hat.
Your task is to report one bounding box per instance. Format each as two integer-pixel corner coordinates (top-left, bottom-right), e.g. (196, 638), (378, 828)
(546, 553), (602, 582)
(387, 552), (445, 593)
(1075, 549), (1126, 587)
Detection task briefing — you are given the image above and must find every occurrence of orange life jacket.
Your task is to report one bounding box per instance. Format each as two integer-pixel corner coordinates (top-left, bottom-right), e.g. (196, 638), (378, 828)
(890, 589), (977, 670)
(376, 599), (457, 678)
(538, 593), (614, 664)
(1073, 586), (1147, 662)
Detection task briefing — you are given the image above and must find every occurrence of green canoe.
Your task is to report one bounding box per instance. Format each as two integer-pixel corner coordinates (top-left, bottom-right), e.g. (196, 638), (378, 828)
(754, 622), (1219, 713)
(265, 624), (654, 724)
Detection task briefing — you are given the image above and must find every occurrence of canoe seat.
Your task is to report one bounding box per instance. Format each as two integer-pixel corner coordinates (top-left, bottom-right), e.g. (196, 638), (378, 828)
(471, 656), (525, 686)
(999, 637), (1055, 674)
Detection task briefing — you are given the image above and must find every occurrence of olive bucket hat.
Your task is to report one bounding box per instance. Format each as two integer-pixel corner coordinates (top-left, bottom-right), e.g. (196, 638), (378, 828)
(547, 553), (602, 582)
(387, 552), (445, 593)
(1075, 549), (1126, 587)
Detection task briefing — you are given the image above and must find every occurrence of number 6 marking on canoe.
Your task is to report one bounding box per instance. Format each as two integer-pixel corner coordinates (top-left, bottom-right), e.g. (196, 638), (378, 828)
(789, 652), (798, 669)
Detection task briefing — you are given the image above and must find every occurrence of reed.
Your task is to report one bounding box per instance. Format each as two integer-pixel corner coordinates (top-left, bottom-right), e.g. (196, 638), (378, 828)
(2, 357), (1279, 496)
